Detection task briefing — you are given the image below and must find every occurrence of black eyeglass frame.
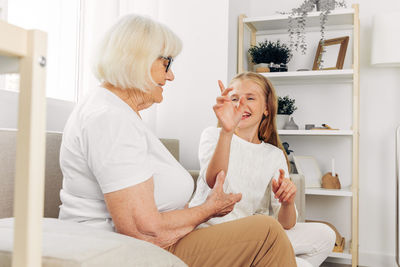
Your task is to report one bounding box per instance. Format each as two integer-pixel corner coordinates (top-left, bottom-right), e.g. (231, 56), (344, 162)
(160, 56), (173, 73)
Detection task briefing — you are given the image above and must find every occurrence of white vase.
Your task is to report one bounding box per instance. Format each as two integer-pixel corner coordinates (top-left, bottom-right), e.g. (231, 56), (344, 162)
(276, 114), (290, 130)
(253, 63), (270, 73)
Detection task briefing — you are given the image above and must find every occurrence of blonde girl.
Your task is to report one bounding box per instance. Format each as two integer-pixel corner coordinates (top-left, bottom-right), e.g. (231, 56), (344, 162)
(190, 72), (335, 267)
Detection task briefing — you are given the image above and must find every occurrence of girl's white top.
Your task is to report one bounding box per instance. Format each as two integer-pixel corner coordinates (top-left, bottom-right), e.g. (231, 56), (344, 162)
(189, 126), (297, 228)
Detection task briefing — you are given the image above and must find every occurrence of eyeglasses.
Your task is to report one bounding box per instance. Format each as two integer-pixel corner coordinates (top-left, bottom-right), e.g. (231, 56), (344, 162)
(160, 56), (173, 73)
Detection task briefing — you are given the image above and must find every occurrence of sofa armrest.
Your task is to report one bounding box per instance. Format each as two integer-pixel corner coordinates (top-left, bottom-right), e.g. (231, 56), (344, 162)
(289, 174), (306, 222)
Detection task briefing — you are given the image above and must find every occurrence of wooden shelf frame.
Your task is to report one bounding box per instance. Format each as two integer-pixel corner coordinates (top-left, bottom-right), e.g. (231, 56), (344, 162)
(238, 5), (360, 266)
(0, 19), (47, 267)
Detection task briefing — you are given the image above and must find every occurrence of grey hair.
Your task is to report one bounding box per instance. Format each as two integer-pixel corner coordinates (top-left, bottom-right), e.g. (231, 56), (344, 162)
(92, 14), (182, 91)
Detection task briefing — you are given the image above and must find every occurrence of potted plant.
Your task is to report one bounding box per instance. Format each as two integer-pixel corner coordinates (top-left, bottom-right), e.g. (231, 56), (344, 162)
(277, 95), (297, 129)
(248, 40), (292, 72)
(279, 0), (347, 55)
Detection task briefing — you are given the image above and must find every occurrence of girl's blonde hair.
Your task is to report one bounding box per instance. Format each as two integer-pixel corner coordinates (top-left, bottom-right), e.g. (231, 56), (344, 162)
(93, 14), (182, 91)
(229, 72), (290, 170)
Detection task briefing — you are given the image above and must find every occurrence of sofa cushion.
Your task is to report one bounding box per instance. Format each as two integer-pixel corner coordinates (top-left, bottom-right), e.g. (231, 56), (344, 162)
(0, 218), (187, 267)
(0, 130), (63, 219)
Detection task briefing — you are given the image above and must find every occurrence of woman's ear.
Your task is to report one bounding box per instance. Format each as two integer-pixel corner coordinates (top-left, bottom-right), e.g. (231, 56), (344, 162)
(264, 109), (269, 117)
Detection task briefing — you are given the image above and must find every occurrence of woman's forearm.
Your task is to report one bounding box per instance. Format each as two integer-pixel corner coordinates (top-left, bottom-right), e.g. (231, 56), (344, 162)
(134, 202), (215, 248)
(277, 203), (297, 230)
(205, 130), (233, 188)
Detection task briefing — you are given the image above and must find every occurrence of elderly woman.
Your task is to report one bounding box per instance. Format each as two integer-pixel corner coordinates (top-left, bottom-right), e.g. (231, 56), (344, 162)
(58, 14), (296, 266)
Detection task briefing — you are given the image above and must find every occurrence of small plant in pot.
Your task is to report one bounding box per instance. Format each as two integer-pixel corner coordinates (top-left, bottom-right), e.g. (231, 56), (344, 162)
(248, 40), (292, 73)
(277, 95), (297, 129)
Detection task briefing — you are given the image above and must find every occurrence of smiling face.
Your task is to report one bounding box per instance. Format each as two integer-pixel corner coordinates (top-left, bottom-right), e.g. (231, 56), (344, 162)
(149, 57), (175, 103)
(229, 79), (268, 132)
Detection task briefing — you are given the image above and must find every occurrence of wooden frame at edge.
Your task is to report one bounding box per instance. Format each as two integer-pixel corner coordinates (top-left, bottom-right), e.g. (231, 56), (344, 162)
(312, 36), (349, 70)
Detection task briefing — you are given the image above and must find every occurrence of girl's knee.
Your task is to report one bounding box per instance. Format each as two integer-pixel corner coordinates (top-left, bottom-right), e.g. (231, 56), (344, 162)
(315, 223), (336, 247)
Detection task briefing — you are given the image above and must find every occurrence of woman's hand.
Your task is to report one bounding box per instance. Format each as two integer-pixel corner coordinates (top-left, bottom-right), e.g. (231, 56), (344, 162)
(205, 170), (242, 217)
(213, 80), (245, 134)
(272, 169), (297, 206)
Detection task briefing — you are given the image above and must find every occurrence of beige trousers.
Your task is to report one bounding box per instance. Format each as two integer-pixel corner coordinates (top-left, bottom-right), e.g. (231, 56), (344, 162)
(166, 215), (296, 267)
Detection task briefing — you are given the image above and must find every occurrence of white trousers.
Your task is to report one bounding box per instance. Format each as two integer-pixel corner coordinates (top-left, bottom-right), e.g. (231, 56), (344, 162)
(286, 222), (336, 267)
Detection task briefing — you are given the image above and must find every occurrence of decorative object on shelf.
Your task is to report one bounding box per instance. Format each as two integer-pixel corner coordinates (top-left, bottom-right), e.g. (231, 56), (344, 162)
(284, 117), (299, 130)
(277, 95), (297, 129)
(282, 142), (297, 173)
(248, 40), (292, 72)
(322, 158), (341, 189)
(305, 124), (315, 130)
(313, 36), (349, 70)
(309, 123), (339, 130)
(293, 155), (322, 188)
(278, 0), (347, 54)
(306, 219), (345, 252)
(296, 68), (310, 71)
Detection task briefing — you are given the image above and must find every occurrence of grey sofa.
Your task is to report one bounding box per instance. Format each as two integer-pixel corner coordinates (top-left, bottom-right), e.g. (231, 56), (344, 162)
(0, 129), (305, 266)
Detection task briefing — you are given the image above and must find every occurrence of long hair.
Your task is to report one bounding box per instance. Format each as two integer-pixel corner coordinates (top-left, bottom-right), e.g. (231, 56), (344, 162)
(229, 72), (290, 170)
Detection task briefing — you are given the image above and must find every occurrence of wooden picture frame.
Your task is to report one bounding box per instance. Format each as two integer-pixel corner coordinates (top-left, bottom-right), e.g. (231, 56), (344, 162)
(312, 36), (349, 70)
(293, 156), (322, 188)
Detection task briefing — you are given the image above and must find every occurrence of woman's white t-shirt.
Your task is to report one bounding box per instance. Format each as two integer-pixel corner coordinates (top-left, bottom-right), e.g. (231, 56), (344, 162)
(58, 88), (194, 231)
(189, 126), (296, 228)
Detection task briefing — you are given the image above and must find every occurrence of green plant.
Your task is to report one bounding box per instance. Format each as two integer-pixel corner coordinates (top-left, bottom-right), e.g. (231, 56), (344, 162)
(278, 0), (347, 55)
(248, 40), (292, 65)
(278, 95), (297, 115)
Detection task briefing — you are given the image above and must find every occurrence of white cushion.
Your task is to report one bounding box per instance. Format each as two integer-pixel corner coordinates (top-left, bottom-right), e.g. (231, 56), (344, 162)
(0, 218), (187, 267)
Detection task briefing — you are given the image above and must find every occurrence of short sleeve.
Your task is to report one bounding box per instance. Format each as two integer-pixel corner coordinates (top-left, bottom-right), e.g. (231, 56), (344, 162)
(198, 127), (220, 184)
(82, 111), (153, 194)
(270, 150), (298, 220)
(188, 127), (220, 208)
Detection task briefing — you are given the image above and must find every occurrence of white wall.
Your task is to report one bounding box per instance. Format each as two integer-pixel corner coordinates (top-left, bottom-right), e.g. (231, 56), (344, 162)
(0, 90), (74, 132)
(155, 0), (230, 169)
(227, 0), (250, 82)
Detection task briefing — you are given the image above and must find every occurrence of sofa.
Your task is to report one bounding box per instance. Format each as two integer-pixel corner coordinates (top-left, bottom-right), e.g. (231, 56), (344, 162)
(0, 129), (305, 266)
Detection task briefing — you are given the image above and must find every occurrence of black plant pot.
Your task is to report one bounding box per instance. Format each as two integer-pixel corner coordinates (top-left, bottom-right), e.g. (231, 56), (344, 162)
(279, 64), (288, 72)
(269, 63), (281, 72)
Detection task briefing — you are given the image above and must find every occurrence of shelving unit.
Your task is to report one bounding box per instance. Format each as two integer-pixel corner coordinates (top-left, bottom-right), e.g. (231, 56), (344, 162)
(278, 130), (353, 136)
(0, 19), (47, 267)
(238, 4), (359, 266)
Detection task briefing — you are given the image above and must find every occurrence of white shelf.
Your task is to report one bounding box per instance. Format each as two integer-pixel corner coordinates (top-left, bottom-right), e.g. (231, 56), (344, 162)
(305, 187), (352, 197)
(243, 8), (354, 33)
(329, 249), (352, 260)
(260, 69), (353, 85)
(278, 130), (353, 136)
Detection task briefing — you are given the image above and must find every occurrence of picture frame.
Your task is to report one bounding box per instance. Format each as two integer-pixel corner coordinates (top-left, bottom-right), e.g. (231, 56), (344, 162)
(293, 156), (322, 188)
(312, 36), (349, 70)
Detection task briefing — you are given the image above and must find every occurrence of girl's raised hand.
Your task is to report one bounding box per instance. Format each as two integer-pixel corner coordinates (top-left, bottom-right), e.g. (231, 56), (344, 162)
(271, 169), (297, 205)
(213, 80), (246, 134)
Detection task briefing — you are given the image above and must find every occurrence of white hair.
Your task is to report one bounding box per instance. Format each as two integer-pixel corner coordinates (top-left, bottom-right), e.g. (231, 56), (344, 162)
(92, 14), (182, 91)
